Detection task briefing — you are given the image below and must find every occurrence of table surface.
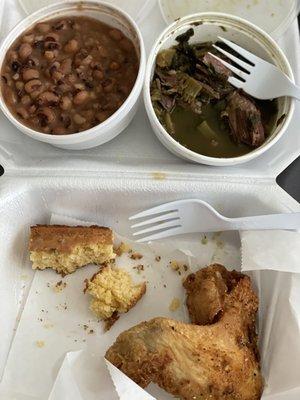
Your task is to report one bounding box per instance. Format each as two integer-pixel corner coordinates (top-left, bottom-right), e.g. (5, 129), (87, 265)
(277, 157), (300, 201)
(276, 15), (300, 202)
(0, 17), (299, 202)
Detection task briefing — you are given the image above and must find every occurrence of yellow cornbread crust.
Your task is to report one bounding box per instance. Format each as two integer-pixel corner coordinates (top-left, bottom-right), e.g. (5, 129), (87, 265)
(29, 225), (115, 275)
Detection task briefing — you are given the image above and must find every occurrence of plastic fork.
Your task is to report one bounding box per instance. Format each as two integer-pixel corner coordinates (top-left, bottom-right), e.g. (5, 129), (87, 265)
(209, 36), (300, 100)
(129, 199), (300, 242)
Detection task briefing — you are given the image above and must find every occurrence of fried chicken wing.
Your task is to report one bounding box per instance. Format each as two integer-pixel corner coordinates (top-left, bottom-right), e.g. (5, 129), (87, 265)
(183, 264), (244, 325)
(105, 264), (263, 400)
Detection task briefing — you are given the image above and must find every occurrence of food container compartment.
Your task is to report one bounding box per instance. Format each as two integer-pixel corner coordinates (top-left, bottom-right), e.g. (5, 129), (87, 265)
(18, 0), (157, 25)
(159, 0), (300, 40)
(0, 2), (299, 177)
(0, 1), (146, 150)
(144, 12), (295, 166)
(0, 175), (299, 398)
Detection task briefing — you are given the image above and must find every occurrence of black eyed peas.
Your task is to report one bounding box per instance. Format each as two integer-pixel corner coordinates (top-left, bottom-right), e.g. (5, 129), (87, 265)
(21, 95), (31, 105)
(60, 96), (72, 110)
(37, 91), (59, 106)
(19, 43), (32, 60)
(1, 16), (138, 135)
(60, 58), (72, 74)
(22, 68), (39, 81)
(37, 107), (56, 125)
(73, 113), (86, 125)
(37, 23), (51, 34)
(64, 39), (79, 53)
(24, 79), (42, 93)
(16, 106), (29, 120)
(15, 81), (24, 90)
(73, 90), (89, 105)
(23, 34), (35, 44)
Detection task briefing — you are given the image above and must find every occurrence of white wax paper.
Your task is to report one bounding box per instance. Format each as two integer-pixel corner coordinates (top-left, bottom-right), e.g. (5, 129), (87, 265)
(240, 230), (300, 273)
(0, 214), (299, 400)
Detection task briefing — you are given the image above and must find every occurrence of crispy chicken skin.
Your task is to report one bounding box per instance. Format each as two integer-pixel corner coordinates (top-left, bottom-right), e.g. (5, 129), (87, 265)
(105, 264), (263, 400)
(183, 264), (245, 325)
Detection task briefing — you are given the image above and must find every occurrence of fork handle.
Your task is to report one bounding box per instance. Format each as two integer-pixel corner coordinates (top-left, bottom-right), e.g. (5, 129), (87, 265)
(283, 79), (300, 100)
(228, 213), (300, 231)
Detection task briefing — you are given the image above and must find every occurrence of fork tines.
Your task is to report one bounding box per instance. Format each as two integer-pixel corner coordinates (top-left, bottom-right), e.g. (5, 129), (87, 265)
(211, 36), (259, 89)
(212, 44), (251, 73)
(129, 205), (182, 243)
(208, 52), (247, 82)
(217, 36), (258, 65)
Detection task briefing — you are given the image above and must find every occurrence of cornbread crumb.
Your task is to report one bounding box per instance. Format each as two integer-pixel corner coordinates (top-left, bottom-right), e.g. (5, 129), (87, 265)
(43, 323), (54, 329)
(133, 264), (144, 273)
(104, 312), (119, 331)
(170, 261), (180, 271)
(29, 225), (115, 275)
(35, 340), (45, 348)
(80, 324), (94, 334)
(130, 252), (143, 260)
(169, 297), (181, 312)
(169, 261), (189, 275)
(86, 266), (146, 330)
(115, 242), (132, 257)
(152, 172), (166, 180)
(56, 302), (68, 311)
(53, 281), (67, 293)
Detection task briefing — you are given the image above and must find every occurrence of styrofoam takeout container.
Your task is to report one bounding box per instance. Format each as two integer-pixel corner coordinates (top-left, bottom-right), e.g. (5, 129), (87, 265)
(0, 3), (299, 398)
(0, 1), (146, 150)
(0, 175), (299, 399)
(144, 12), (295, 166)
(159, 0), (300, 40)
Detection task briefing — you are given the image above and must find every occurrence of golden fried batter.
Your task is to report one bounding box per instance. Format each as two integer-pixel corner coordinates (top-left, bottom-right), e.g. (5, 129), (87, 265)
(105, 264), (263, 400)
(183, 264), (244, 325)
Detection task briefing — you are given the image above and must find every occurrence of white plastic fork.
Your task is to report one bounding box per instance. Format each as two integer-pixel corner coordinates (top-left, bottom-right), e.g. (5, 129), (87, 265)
(209, 36), (300, 100)
(129, 199), (300, 243)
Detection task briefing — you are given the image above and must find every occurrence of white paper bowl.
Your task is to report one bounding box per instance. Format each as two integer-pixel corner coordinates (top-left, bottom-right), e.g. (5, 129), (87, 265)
(0, 1), (146, 150)
(144, 13), (295, 166)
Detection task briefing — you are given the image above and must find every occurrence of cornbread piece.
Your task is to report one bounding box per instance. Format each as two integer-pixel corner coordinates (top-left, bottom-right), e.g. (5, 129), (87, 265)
(29, 225), (115, 275)
(85, 266), (146, 330)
